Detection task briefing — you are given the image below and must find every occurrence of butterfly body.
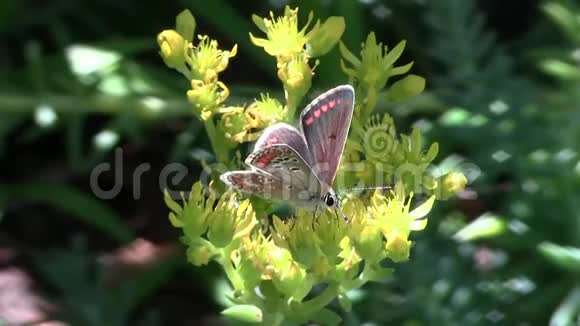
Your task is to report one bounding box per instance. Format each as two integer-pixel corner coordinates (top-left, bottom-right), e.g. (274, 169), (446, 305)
(220, 85), (355, 218)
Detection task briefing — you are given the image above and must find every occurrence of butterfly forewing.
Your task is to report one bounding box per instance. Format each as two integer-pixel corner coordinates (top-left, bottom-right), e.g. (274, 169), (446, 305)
(252, 123), (312, 164)
(300, 85), (355, 189)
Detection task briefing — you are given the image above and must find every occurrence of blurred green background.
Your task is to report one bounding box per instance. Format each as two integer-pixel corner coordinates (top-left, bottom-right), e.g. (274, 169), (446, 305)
(1, 0), (579, 325)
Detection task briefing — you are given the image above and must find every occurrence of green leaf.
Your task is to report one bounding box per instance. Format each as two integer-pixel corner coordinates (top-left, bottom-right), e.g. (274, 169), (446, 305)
(410, 195), (436, 221)
(163, 189), (183, 215)
(540, 59), (580, 81)
(542, 2), (580, 43)
(538, 242), (580, 273)
(339, 41), (361, 66)
(221, 305), (263, 323)
(176, 9), (196, 42)
(389, 61), (414, 77)
(384, 40), (406, 67)
(386, 74), (426, 102)
(0, 183), (133, 243)
(453, 213), (507, 242)
(550, 287), (580, 326)
(307, 16), (345, 57)
(251, 14), (267, 33)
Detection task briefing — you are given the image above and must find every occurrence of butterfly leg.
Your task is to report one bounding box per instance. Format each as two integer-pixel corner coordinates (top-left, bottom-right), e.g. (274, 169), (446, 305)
(310, 205), (321, 231)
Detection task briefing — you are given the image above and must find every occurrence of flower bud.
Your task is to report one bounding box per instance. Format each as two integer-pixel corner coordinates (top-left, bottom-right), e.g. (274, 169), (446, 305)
(385, 230), (411, 262)
(439, 171), (468, 200)
(157, 30), (187, 71)
(186, 239), (215, 266)
(221, 305), (263, 323)
(278, 55), (312, 99)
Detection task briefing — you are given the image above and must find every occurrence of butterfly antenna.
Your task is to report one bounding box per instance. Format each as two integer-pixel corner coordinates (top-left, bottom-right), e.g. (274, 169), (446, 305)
(343, 185), (392, 193)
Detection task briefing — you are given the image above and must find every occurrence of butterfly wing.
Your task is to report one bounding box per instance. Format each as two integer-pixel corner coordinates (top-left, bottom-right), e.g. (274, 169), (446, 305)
(222, 144), (323, 207)
(300, 85), (355, 189)
(252, 122), (312, 165)
(221, 170), (288, 201)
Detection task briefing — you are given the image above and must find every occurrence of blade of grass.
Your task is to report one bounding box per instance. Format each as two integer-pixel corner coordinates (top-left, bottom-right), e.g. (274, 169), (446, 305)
(0, 183), (133, 243)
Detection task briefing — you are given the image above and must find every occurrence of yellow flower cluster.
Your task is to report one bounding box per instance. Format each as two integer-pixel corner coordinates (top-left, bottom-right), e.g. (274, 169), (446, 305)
(250, 6), (345, 117)
(166, 181), (436, 324)
(159, 6), (468, 325)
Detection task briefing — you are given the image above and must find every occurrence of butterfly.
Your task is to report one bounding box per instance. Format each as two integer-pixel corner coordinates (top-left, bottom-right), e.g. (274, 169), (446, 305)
(220, 85), (355, 221)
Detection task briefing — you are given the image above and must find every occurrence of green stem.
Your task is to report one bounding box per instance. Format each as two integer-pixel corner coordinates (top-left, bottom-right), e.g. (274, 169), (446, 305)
(219, 246), (244, 291)
(203, 118), (228, 165)
(285, 91), (300, 120)
(342, 263), (371, 291)
(299, 282), (340, 317)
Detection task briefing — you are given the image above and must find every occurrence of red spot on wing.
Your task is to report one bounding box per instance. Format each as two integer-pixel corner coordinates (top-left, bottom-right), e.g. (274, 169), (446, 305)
(314, 110), (321, 118)
(257, 150), (280, 168)
(268, 136), (279, 145)
(321, 104), (328, 112)
(305, 116), (314, 125)
(329, 100), (336, 108)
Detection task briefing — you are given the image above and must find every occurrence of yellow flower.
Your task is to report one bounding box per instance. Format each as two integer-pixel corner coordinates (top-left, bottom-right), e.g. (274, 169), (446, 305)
(245, 94), (286, 129)
(250, 6), (315, 57)
(250, 6), (344, 59)
(437, 171), (468, 199)
(220, 106), (251, 143)
(186, 35), (237, 83)
(340, 32), (412, 91)
(207, 193), (257, 248)
(164, 182), (213, 239)
(271, 213), (327, 272)
(186, 79), (229, 120)
(384, 230), (411, 263)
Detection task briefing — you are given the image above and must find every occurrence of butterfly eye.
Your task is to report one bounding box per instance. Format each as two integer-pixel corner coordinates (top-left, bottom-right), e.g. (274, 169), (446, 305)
(324, 194), (335, 207)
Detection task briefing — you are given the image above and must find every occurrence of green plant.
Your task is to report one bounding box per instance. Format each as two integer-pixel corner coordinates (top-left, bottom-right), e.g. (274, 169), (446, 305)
(158, 7), (466, 325)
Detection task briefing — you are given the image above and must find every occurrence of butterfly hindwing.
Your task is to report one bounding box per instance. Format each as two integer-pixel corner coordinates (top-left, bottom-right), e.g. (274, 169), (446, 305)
(243, 144), (322, 207)
(300, 85), (355, 189)
(221, 170), (286, 201)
